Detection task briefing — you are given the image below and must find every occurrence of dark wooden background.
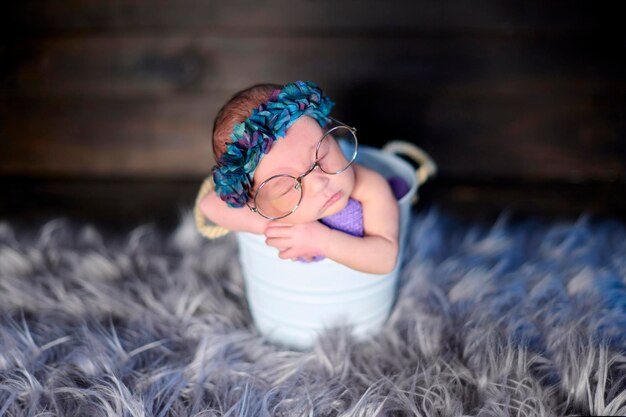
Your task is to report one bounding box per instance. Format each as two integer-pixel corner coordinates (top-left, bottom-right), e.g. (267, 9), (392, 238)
(1, 1), (625, 232)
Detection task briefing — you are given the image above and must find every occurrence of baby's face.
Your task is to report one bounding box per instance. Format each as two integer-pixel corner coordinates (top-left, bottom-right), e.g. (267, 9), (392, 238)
(251, 116), (356, 224)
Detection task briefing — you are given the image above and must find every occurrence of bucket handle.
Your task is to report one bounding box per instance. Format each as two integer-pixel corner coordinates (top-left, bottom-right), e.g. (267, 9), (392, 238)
(194, 175), (231, 239)
(382, 141), (437, 187)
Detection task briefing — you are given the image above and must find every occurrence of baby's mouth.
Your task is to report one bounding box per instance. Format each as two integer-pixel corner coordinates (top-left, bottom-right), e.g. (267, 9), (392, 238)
(321, 190), (344, 212)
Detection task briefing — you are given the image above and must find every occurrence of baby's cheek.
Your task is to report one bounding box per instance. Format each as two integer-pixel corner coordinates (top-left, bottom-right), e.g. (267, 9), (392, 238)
(341, 167), (357, 193)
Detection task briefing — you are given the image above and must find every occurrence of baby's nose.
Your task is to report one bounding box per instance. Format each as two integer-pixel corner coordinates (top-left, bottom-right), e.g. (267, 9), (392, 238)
(304, 168), (329, 194)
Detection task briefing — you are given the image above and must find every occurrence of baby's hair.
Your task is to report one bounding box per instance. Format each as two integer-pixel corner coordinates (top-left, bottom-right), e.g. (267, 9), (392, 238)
(212, 83), (282, 160)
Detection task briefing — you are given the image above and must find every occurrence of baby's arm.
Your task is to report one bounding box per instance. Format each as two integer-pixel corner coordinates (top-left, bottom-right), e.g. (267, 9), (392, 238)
(264, 165), (400, 274)
(324, 165), (399, 273)
(199, 190), (270, 235)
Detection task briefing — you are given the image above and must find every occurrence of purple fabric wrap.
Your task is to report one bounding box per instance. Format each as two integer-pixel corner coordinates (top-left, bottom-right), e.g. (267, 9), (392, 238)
(320, 198), (365, 238)
(388, 175), (410, 200)
(297, 176), (409, 263)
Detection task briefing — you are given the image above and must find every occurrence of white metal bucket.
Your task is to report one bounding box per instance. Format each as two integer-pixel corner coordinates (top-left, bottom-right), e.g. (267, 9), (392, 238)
(235, 142), (436, 349)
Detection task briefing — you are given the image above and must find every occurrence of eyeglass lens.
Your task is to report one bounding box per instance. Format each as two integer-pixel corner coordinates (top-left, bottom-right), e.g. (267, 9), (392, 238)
(254, 126), (357, 219)
(317, 126), (358, 174)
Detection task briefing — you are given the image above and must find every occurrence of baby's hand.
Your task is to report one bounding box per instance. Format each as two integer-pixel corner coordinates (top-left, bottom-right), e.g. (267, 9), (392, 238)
(264, 221), (331, 261)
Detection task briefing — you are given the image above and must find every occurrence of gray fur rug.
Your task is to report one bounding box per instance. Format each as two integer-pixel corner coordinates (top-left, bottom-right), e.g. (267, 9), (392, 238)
(1, 207), (625, 416)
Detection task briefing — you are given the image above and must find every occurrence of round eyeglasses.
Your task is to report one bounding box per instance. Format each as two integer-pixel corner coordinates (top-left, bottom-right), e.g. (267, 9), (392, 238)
(247, 118), (358, 220)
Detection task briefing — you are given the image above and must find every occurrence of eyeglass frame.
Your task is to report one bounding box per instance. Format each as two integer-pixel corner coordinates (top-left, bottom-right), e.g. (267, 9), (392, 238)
(246, 116), (358, 220)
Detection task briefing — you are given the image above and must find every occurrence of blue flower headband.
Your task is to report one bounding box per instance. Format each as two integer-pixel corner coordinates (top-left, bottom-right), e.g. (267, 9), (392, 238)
(212, 80), (335, 208)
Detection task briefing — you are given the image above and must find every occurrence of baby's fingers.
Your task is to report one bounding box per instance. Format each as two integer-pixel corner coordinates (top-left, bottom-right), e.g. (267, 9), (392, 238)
(264, 223), (293, 238)
(278, 248), (298, 260)
(265, 237), (290, 249)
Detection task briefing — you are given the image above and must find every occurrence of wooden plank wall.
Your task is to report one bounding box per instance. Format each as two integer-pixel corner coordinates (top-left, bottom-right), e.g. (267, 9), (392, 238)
(0, 1), (624, 227)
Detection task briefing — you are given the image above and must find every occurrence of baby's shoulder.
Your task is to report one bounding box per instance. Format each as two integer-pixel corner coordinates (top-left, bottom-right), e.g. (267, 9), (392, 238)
(353, 163), (384, 181)
(352, 163), (392, 201)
